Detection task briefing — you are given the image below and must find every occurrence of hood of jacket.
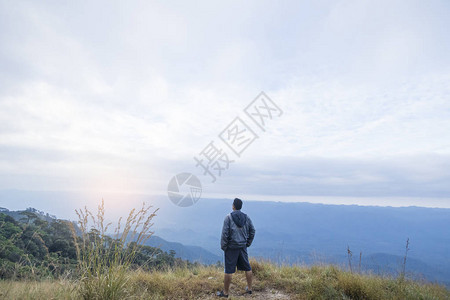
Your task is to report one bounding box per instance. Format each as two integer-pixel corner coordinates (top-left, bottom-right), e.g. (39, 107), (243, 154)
(231, 210), (247, 228)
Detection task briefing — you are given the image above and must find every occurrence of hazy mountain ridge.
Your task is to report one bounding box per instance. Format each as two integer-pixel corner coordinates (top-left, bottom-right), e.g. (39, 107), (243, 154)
(145, 235), (221, 264)
(361, 253), (450, 286)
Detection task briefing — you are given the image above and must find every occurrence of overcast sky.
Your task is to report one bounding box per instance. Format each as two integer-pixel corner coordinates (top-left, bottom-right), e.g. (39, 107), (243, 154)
(1, 0), (449, 208)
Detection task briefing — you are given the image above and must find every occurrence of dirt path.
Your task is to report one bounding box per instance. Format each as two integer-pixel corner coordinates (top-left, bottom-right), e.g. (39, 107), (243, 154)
(202, 288), (291, 299)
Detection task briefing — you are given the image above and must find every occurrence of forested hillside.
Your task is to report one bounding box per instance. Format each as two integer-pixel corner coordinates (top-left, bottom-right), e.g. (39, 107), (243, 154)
(0, 209), (190, 279)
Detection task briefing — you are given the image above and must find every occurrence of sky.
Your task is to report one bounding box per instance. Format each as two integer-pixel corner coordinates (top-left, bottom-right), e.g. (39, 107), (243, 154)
(1, 0), (450, 209)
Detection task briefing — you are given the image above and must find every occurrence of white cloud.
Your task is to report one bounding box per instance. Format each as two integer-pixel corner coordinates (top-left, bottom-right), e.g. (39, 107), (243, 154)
(0, 0), (449, 206)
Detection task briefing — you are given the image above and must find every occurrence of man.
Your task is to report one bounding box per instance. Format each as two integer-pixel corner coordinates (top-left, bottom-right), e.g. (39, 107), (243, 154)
(217, 198), (256, 298)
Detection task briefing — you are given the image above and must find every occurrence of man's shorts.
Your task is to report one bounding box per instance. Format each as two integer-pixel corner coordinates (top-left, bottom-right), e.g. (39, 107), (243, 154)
(224, 247), (251, 274)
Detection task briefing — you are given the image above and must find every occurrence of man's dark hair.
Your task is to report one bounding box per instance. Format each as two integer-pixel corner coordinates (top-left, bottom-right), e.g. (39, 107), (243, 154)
(233, 198), (243, 210)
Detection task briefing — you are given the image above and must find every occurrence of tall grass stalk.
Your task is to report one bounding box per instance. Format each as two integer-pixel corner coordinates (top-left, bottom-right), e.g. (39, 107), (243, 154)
(347, 245), (353, 274)
(401, 237), (410, 280)
(70, 199), (158, 300)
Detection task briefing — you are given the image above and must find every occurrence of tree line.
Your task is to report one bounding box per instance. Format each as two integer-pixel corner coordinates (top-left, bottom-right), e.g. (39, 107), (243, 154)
(0, 210), (191, 280)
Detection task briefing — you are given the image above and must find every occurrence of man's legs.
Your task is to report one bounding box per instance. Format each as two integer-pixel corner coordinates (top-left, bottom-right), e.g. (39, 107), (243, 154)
(236, 247), (253, 292)
(222, 248), (238, 296)
(224, 273), (232, 295)
(245, 270), (253, 291)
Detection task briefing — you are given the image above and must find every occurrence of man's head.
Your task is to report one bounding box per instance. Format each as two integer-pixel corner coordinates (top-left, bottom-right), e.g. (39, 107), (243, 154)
(232, 198), (243, 210)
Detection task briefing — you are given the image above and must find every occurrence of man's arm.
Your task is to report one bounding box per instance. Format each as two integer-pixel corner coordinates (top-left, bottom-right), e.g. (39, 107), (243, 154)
(220, 215), (230, 251)
(246, 217), (255, 247)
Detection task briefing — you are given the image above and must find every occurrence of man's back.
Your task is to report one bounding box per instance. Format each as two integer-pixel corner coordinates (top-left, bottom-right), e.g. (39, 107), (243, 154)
(221, 210), (255, 250)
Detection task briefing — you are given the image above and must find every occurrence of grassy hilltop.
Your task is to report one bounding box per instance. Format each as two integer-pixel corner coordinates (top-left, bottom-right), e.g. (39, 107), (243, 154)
(1, 259), (449, 299)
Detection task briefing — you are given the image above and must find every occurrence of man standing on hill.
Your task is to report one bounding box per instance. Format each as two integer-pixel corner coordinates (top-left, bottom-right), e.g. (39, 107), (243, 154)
(217, 198), (256, 298)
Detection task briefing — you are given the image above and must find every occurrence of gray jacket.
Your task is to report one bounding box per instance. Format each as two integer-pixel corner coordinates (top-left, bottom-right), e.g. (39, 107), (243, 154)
(221, 210), (255, 251)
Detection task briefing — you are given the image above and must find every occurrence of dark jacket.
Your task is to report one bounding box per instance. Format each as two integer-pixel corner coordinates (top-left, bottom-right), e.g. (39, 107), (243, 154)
(221, 210), (255, 251)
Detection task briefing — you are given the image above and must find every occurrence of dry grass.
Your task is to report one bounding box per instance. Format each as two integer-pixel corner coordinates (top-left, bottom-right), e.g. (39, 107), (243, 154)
(72, 200), (158, 299)
(0, 280), (77, 300)
(249, 259), (450, 300)
(1, 259), (448, 300)
(128, 265), (224, 299)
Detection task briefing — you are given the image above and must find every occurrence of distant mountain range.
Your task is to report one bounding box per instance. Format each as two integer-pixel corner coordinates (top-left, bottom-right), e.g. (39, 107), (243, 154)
(361, 253), (450, 284)
(145, 236), (221, 264)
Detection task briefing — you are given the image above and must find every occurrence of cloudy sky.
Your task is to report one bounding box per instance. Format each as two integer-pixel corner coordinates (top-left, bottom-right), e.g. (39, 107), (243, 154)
(1, 0), (450, 208)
